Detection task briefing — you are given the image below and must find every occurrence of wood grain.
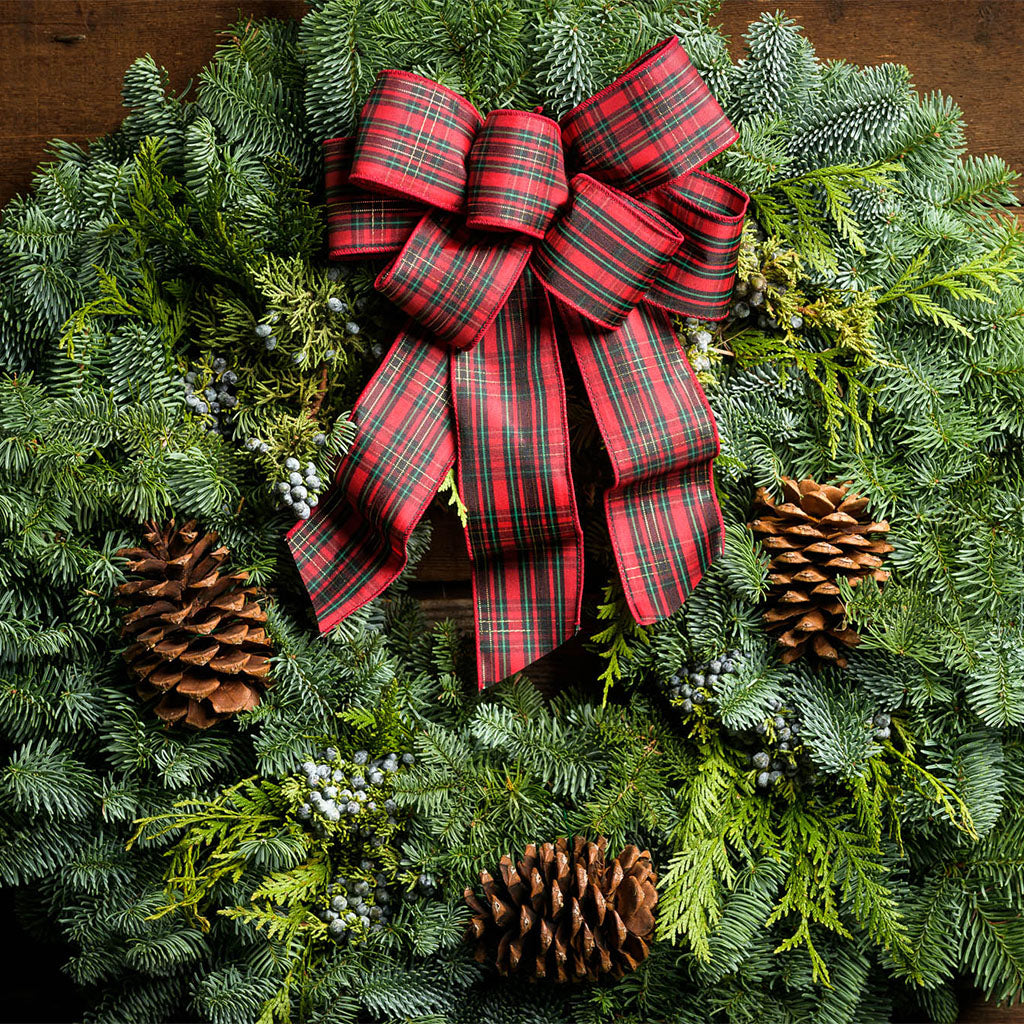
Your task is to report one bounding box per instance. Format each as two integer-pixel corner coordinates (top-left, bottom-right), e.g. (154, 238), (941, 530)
(0, 0), (307, 205)
(2, 1), (1024, 207)
(416, 505), (472, 581)
(961, 1008), (1024, 1024)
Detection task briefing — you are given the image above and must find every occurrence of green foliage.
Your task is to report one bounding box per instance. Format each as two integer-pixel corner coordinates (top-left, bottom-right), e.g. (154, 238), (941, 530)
(723, 231), (882, 452)
(748, 161), (902, 272)
(437, 469), (469, 529)
(590, 579), (650, 702)
(877, 229), (1024, 337)
(2, 3), (1024, 1023)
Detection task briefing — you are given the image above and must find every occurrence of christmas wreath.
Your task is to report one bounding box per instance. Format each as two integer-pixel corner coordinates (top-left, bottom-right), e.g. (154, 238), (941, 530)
(2, 2), (1024, 1022)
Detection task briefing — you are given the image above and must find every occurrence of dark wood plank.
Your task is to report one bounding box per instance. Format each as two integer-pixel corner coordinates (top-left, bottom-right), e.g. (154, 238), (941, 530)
(2, 2), (1024, 207)
(961, 1009), (1024, 1024)
(0, 0), (307, 205)
(416, 503), (472, 581)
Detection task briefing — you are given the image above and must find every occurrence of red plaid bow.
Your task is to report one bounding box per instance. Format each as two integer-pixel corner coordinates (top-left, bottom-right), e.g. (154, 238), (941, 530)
(288, 39), (749, 687)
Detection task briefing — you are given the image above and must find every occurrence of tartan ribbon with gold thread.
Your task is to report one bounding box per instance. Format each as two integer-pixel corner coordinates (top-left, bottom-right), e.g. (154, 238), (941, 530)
(287, 38), (749, 688)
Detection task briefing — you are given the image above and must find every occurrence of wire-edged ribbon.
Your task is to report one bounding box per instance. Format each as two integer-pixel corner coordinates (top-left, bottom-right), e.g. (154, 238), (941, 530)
(287, 38), (749, 687)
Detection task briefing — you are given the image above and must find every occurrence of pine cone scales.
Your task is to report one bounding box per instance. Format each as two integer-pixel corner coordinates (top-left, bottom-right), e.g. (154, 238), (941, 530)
(465, 837), (657, 982)
(118, 520), (273, 728)
(750, 477), (893, 667)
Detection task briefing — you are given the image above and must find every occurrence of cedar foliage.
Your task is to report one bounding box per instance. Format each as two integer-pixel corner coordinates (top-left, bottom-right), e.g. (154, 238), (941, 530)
(0, 3), (1023, 1023)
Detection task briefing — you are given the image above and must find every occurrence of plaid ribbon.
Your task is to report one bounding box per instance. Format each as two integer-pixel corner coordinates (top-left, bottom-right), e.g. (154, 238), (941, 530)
(289, 38), (748, 687)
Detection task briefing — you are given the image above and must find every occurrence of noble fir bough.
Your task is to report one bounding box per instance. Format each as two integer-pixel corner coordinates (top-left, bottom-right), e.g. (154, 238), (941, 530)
(1, 3), (1024, 1023)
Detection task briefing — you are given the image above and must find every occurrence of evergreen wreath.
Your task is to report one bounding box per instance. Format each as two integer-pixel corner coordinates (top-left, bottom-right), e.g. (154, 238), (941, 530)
(2, 2), (1023, 1022)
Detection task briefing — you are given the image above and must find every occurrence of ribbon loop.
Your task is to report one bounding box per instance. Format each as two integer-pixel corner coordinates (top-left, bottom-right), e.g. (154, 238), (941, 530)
(532, 174), (682, 329)
(375, 211), (532, 350)
(644, 170), (750, 320)
(466, 110), (568, 238)
(560, 38), (738, 197)
(350, 71), (483, 211)
(324, 137), (422, 259)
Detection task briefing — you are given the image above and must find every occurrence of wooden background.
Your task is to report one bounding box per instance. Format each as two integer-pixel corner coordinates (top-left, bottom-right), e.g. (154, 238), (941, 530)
(3, 0), (1024, 206)
(2, 1), (1023, 1021)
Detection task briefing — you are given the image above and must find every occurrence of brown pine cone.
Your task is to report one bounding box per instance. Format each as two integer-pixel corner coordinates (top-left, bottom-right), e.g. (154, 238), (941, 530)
(117, 520), (273, 728)
(749, 476), (893, 667)
(465, 836), (657, 982)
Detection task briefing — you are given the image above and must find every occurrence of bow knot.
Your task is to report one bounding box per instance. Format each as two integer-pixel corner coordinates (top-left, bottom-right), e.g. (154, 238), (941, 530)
(290, 39), (750, 687)
(467, 109), (568, 237)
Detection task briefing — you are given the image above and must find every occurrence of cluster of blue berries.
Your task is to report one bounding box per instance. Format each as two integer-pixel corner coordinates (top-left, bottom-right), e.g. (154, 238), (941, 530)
(682, 317), (715, 373)
(730, 271), (768, 324)
(326, 266), (374, 337)
(291, 745), (433, 944)
(871, 711), (892, 742)
(276, 457), (324, 520)
(182, 357), (238, 435)
(244, 436), (270, 456)
(253, 296), (361, 369)
(732, 275), (803, 332)
(727, 234), (804, 333)
(313, 863), (439, 944)
(749, 697), (802, 791)
(662, 656), (808, 794)
(295, 748), (413, 840)
(663, 650), (742, 713)
(315, 862), (392, 940)
(253, 313), (281, 351)
(325, 294), (362, 339)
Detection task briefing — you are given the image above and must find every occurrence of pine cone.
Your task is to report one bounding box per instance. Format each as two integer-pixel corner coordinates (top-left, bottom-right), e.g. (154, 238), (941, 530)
(749, 477), (892, 667)
(117, 520), (273, 728)
(465, 837), (657, 982)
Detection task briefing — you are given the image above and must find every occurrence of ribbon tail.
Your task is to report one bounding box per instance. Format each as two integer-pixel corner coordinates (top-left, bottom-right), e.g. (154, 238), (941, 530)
(287, 329), (455, 632)
(452, 270), (584, 686)
(562, 302), (723, 623)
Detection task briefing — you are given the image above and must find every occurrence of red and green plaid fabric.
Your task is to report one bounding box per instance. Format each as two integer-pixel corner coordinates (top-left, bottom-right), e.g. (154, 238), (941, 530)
(324, 137), (422, 259)
(645, 170), (749, 320)
(563, 301), (723, 618)
(560, 38), (738, 196)
(376, 211), (532, 351)
(466, 110), (568, 238)
(289, 328), (455, 629)
(533, 173), (683, 329)
(349, 70), (481, 211)
(288, 39), (749, 687)
(453, 272), (583, 679)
